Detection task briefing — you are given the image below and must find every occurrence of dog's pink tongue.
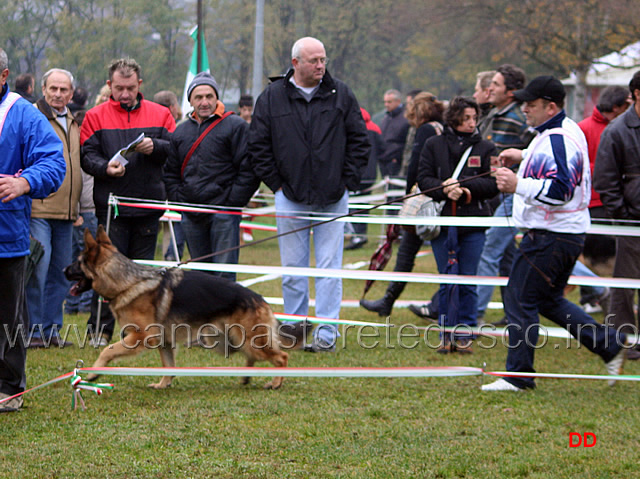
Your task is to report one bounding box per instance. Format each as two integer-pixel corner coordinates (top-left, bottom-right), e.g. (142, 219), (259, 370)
(69, 283), (80, 297)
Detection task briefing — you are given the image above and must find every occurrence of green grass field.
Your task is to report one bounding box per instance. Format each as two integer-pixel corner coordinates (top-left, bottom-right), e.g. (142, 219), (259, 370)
(2, 223), (638, 478)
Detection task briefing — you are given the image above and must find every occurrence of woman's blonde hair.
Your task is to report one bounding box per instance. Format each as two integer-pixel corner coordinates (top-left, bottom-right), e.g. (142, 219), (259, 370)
(94, 84), (111, 106)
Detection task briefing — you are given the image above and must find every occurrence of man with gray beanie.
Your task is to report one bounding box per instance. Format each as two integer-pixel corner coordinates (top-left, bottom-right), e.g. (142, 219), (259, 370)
(164, 72), (259, 281)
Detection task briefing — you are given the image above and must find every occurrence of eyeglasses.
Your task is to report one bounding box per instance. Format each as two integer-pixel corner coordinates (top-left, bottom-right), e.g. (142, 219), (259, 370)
(299, 57), (329, 66)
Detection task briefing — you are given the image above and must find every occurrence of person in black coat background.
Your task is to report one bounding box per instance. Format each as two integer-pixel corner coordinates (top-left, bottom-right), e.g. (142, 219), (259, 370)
(417, 96), (498, 353)
(344, 107), (384, 250)
(360, 92), (445, 316)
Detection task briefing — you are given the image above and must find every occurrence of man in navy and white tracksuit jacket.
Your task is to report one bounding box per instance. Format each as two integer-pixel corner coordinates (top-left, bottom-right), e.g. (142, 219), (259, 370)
(481, 76), (626, 392)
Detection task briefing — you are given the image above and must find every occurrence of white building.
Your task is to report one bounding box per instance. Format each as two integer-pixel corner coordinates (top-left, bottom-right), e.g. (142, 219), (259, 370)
(562, 42), (640, 119)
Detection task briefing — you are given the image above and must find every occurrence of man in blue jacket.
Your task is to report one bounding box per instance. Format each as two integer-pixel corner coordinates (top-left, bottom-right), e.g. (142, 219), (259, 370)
(249, 37), (370, 352)
(0, 48), (66, 412)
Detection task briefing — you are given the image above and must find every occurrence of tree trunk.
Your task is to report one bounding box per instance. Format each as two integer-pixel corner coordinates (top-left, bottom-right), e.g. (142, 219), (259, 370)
(573, 65), (590, 122)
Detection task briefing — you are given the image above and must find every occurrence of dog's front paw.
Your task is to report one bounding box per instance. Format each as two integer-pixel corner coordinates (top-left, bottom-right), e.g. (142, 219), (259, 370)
(263, 378), (283, 390)
(86, 373), (99, 382)
(147, 381), (171, 390)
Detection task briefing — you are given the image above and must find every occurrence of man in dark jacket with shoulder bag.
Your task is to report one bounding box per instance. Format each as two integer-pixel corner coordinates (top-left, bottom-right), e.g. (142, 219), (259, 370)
(164, 72), (259, 282)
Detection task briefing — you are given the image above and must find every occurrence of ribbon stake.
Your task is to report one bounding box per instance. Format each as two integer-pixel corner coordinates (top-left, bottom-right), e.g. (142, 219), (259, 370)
(69, 362), (114, 411)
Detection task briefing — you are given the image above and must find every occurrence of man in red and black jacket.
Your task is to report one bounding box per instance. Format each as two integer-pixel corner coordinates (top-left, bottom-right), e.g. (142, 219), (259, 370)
(80, 58), (175, 344)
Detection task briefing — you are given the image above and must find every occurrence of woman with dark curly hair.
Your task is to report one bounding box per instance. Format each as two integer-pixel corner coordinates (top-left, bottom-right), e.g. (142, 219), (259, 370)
(360, 92), (444, 317)
(417, 96), (499, 353)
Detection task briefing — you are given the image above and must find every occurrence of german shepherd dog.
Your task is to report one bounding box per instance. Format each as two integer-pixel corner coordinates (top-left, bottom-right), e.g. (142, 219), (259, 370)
(64, 226), (308, 390)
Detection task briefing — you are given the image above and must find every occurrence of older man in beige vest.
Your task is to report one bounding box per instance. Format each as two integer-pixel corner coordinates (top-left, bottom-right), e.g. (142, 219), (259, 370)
(26, 68), (82, 348)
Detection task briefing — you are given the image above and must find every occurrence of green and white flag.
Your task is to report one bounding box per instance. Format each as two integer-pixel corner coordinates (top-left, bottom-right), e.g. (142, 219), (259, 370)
(181, 26), (210, 117)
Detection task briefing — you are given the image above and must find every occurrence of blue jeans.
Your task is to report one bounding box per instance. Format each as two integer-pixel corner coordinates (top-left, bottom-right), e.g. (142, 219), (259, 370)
(182, 212), (241, 282)
(503, 230), (623, 390)
(276, 190), (348, 343)
(65, 212), (98, 313)
(26, 218), (73, 339)
(430, 229), (486, 331)
(476, 194), (518, 316)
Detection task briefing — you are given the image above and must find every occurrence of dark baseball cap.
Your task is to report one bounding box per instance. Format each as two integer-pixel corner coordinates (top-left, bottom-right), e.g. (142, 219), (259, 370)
(513, 75), (565, 104)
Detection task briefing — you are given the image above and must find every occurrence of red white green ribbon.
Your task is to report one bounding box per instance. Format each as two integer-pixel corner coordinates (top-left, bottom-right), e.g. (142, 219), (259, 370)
(8, 362), (639, 413)
(69, 371), (114, 411)
(79, 366), (484, 378)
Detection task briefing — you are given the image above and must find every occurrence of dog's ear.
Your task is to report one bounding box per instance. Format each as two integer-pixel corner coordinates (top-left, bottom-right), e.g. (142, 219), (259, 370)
(96, 225), (112, 245)
(84, 228), (97, 249)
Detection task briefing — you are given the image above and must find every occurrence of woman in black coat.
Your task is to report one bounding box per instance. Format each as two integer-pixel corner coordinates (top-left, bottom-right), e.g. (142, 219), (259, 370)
(360, 92), (445, 316)
(417, 96), (498, 353)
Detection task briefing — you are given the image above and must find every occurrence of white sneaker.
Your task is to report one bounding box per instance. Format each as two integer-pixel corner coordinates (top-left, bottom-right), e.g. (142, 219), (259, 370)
(605, 347), (626, 386)
(481, 378), (524, 392)
(583, 302), (603, 314)
(89, 335), (109, 348)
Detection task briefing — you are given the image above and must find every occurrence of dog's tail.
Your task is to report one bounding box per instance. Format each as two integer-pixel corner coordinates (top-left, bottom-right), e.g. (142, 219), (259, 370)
(277, 319), (313, 350)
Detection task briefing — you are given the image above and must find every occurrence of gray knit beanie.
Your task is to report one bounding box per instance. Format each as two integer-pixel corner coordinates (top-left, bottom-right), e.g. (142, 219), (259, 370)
(187, 72), (219, 100)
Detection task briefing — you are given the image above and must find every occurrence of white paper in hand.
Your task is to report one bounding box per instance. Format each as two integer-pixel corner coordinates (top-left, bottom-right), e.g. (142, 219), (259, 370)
(108, 133), (145, 167)
(109, 152), (129, 167)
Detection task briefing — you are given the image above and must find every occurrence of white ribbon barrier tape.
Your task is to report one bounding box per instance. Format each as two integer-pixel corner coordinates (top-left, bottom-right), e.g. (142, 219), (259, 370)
(327, 216), (640, 236)
(12, 365), (636, 412)
(111, 196), (640, 236)
(262, 297), (504, 311)
(347, 193), (390, 204)
(137, 260), (640, 290)
(272, 313), (639, 345)
(79, 366), (483, 378)
(75, 366), (640, 383)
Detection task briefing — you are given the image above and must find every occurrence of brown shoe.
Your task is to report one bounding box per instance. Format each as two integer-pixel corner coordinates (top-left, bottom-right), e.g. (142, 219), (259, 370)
(27, 337), (46, 349)
(50, 337), (73, 348)
(454, 338), (473, 354)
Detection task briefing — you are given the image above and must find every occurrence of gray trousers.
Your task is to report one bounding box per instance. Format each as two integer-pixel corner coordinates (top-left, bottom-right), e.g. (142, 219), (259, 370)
(607, 236), (640, 335)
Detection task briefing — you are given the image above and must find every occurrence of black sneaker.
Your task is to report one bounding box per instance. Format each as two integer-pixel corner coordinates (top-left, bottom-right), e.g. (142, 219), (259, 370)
(303, 337), (336, 353)
(491, 317), (508, 327)
(345, 236), (368, 250)
(408, 303), (437, 322)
